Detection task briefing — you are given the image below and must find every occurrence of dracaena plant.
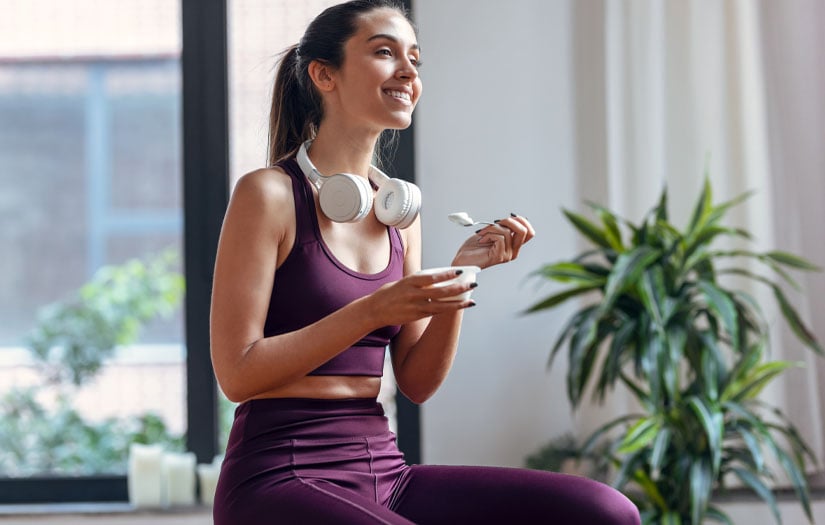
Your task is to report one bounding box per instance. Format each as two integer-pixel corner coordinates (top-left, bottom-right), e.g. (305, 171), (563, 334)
(526, 179), (822, 525)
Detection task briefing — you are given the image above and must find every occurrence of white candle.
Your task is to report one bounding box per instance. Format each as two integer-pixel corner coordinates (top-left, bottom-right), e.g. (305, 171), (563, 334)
(197, 462), (221, 506)
(161, 451), (197, 506)
(127, 443), (164, 508)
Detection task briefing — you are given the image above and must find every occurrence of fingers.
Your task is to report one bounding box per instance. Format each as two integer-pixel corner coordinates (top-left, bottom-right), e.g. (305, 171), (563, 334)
(409, 267), (465, 287)
(409, 270), (478, 302)
(476, 213), (535, 261)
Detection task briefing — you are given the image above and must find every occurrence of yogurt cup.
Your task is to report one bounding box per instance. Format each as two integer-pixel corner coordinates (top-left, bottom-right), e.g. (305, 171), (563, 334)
(415, 265), (481, 301)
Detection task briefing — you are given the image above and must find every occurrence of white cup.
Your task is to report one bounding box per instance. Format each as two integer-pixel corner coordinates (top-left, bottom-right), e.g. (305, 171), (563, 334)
(415, 266), (481, 301)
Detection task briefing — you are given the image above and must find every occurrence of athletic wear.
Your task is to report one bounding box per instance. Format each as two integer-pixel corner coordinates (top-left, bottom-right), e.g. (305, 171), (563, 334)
(213, 398), (642, 525)
(263, 157), (403, 377)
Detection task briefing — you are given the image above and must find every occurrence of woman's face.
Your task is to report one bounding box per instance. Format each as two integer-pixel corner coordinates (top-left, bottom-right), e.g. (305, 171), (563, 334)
(330, 8), (422, 132)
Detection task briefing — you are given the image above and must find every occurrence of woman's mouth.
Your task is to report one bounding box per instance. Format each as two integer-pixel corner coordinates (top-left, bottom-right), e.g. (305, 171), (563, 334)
(384, 89), (412, 103)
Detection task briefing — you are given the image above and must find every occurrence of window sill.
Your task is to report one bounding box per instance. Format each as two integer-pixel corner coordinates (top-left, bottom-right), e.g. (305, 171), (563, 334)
(0, 502), (212, 525)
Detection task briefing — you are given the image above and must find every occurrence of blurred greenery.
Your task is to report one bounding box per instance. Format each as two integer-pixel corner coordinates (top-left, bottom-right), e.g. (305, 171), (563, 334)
(0, 249), (185, 476)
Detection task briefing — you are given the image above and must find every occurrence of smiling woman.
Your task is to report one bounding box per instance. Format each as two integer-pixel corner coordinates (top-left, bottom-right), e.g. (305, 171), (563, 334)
(209, 1), (638, 524)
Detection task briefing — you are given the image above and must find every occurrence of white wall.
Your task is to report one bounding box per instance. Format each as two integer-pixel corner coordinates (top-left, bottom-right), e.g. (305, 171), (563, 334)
(414, 0), (581, 468)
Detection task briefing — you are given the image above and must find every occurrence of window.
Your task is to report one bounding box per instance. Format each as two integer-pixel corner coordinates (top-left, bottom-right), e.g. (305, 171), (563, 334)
(0, 0), (419, 505)
(0, 0), (184, 502)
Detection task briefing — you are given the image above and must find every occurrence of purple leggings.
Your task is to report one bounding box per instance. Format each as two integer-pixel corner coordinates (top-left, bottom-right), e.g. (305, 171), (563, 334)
(213, 398), (640, 525)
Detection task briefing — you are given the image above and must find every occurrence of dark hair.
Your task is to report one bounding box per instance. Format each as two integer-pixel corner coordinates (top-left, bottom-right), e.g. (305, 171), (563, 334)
(268, 0), (412, 166)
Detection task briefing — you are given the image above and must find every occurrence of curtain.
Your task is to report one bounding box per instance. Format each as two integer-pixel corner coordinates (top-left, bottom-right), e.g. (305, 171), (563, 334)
(570, 0), (825, 467)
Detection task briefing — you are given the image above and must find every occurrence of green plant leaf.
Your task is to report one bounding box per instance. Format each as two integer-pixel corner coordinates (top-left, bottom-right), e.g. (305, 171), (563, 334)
(563, 209), (613, 249)
(764, 250), (822, 271)
(771, 284), (823, 354)
(730, 467), (781, 524)
(638, 268), (667, 331)
(580, 414), (642, 456)
(704, 190), (755, 228)
(704, 505), (734, 524)
(649, 426), (671, 476)
(631, 467), (669, 513)
(698, 281), (740, 351)
(774, 445), (813, 523)
(729, 361), (798, 402)
(601, 246), (662, 314)
(523, 285), (601, 314)
(532, 262), (608, 286)
(654, 187), (669, 222)
(690, 458), (713, 525)
(618, 417), (660, 454)
(738, 426), (765, 473)
(599, 320), (640, 403)
(661, 512), (682, 525)
(686, 177), (713, 242)
(687, 396), (723, 472)
(566, 308), (604, 406)
(546, 306), (598, 369)
(586, 201), (626, 252)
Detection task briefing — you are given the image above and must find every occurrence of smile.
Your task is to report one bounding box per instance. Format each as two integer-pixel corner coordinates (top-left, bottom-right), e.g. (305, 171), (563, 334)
(384, 89), (411, 102)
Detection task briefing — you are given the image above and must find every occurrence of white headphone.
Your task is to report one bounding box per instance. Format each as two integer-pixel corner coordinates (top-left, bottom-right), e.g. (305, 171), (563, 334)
(296, 140), (421, 229)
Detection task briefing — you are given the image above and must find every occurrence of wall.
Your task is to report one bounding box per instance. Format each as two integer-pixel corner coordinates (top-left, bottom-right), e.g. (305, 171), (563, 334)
(414, 0), (581, 468)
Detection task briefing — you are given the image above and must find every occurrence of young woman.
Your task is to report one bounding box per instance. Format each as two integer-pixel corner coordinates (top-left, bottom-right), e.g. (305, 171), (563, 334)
(210, 1), (641, 523)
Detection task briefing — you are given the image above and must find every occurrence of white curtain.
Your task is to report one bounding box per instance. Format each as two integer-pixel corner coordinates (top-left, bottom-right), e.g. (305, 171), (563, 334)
(570, 0), (825, 465)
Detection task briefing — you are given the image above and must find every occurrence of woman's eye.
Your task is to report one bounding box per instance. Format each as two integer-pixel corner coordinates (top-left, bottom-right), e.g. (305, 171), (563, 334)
(377, 49), (392, 57)
(410, 57), (421, 68)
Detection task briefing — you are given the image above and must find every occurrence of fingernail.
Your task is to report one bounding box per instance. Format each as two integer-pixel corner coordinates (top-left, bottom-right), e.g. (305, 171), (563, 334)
(475, 229), (483, 234)
(510, 212), (518, 217)
(494, 219), (501, 223)
(455, 269), (464, 276)
(467, 301), (477, 307)
(469, 282), (478, 289)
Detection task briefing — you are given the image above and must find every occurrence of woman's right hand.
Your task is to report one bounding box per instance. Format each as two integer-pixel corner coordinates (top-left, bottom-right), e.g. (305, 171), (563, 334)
(367, 269), (475, 327)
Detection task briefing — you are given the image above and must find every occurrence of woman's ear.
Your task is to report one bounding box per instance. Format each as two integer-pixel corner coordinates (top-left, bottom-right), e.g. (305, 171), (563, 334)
(307, 60), (335, 92)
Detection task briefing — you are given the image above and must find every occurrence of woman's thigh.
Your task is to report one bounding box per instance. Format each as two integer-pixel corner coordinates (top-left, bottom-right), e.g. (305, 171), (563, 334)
(215, 477), (416, 525)
(390, 465), (641, 525)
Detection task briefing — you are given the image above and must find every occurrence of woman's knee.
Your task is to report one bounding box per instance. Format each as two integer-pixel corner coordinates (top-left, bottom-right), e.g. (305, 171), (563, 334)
(584, 478), (641, 525)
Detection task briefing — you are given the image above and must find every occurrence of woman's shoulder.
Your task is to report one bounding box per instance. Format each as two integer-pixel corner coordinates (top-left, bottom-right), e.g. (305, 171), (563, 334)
(231, 165), (295, 209)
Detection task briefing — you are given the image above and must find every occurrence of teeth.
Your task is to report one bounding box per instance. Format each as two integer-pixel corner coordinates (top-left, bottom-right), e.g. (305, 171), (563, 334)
(386, 90), (410, 101)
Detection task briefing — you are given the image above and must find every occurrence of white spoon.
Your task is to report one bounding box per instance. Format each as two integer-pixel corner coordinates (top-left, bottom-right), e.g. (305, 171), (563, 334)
(448, 212), (495, 227)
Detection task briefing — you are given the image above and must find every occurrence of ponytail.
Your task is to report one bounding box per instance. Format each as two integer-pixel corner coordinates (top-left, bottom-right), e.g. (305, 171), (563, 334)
(267, 45), (322, 166)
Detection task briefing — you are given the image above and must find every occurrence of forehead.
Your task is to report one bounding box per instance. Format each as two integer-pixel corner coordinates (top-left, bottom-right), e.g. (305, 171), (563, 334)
(351, 8), (418, 47)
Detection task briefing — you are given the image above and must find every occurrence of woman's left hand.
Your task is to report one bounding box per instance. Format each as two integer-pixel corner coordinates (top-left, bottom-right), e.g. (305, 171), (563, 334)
(451, 213), (536, 269)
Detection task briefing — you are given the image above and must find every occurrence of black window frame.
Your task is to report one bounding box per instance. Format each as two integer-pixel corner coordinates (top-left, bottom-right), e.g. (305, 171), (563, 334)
(0, 0), (419, 504)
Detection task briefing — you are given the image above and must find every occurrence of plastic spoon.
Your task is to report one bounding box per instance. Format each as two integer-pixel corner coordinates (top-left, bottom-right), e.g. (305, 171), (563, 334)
(447, 212), (495, 227)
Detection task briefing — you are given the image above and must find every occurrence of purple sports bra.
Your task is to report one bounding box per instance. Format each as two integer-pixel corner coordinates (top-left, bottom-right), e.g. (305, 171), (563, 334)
(262, 157), (404, 377)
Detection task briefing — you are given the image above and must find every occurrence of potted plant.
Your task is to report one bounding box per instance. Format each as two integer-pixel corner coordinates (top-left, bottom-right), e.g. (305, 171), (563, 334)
(525, 179), (822, 524)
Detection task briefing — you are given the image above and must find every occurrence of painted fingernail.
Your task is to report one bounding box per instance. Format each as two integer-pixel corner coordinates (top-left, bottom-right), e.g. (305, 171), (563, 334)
(510, 212), (518, 217)
(455, 269), (464, 276)
(469, 282), (478, 289)
(494, 219), (501, 223)
(467, 301), (477, 307)
(475, 229), (483, 234)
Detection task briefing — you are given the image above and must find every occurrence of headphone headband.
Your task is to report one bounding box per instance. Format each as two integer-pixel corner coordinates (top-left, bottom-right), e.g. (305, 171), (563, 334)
(297, 140), (390, 188)
(295, 140), (421, 228)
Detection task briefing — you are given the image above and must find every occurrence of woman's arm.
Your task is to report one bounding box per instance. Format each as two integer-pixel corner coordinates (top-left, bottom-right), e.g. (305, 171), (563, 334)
(390, 214), (536, 404)
(210, 169), (473, 402)
(210, 169), (376, 402)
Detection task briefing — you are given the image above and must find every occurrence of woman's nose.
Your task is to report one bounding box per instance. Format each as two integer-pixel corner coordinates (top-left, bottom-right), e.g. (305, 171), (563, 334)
(396, 60), (418, 81)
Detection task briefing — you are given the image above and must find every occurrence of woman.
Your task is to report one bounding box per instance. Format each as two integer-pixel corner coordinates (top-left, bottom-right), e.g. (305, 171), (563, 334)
(211, 1), (641, 523)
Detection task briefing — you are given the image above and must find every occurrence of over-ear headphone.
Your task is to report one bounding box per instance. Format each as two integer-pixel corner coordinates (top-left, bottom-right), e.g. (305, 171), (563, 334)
(296, 140), (421, 229)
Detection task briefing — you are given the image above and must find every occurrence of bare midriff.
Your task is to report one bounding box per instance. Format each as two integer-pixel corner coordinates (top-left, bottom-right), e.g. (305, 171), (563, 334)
(248, 375), (383, 401)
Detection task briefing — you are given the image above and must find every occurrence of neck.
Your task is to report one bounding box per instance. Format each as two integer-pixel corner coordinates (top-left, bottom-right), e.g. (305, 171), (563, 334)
(309, 123), (382, 177)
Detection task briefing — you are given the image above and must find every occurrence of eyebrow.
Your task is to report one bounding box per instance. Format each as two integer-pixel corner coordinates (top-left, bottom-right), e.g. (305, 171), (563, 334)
(367, 33), (419, 51)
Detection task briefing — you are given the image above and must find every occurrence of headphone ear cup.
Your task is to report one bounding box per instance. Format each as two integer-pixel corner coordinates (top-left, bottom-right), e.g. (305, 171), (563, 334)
(318, 174), (374, 223)
(374, 178), (421, 229)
